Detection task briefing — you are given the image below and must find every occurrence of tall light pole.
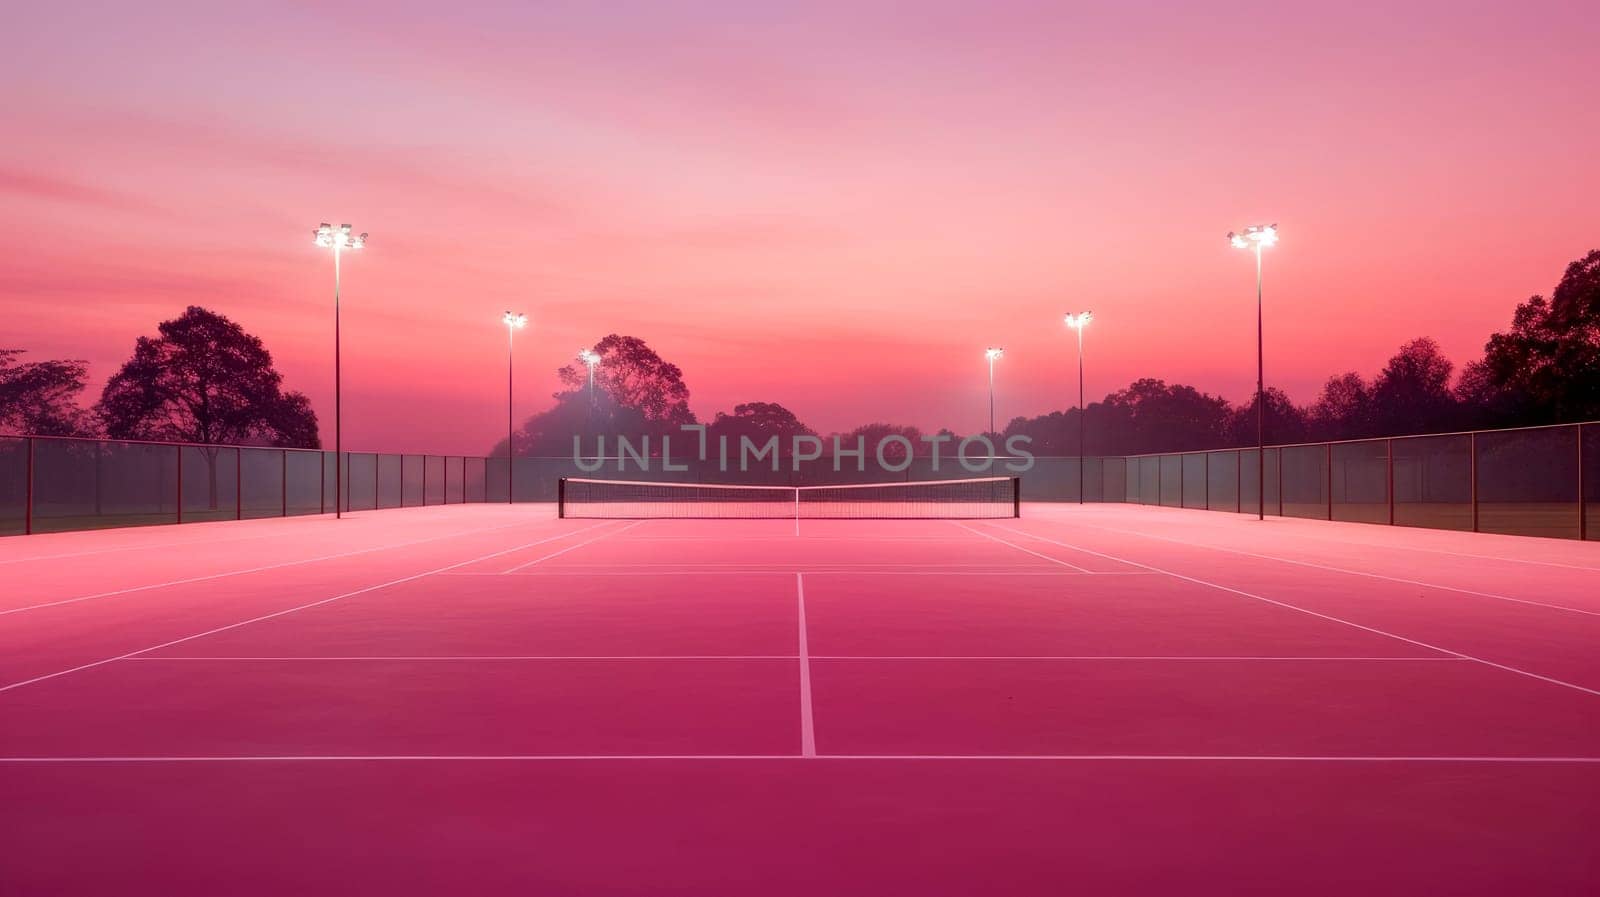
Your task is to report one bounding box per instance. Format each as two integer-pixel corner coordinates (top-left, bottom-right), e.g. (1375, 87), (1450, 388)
(503, 312), (527, 504)
(313, 223), (366, 520)
(1064, 312), (1093, 504)
(578, 349), (601, 398)
(985, 347), (1004, 436)
(1228, 223), (1278, 521)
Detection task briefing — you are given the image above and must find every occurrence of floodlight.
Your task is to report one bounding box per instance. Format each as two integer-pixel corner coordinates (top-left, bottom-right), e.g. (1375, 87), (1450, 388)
(312, 221), (368, 519)
(1227, 222), (1280, 520)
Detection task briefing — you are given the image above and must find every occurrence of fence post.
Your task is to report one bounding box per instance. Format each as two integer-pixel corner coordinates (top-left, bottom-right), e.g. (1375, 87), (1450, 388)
(1277, 449), (1284, 517)
(1203, 452), (1210, 510)
(1326, 443), (1333, 521)
(1235, 450), (1242, 513)
(235, 447), (242, 520)
(1470, 432), (1479, 533)
(422, 455), (428, 507)
(24, 437), (34, 535)
(176, 446), (183, 525)
(1578, 426), (1587, 542)
(320, 452), (326, 515)
(281, 450), (288, 517)
(1386, 439), (1395, 526)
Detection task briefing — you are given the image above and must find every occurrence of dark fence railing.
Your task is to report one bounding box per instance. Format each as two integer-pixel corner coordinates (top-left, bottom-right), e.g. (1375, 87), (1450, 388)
(0, 435), (1124, 536)
(0, 435), (489, 536)
(2, 422), (1594, 541)
(1119, 421), (1598, 542)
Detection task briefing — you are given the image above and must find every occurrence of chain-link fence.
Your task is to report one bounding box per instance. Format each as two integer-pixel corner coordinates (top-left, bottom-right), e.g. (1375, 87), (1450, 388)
(1120, 422), (1597, 541)
(2, 423), (1594, 540)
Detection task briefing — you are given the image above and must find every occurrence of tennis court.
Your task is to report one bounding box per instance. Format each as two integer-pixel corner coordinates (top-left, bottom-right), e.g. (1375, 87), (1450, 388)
(2, 497), (1597, 895)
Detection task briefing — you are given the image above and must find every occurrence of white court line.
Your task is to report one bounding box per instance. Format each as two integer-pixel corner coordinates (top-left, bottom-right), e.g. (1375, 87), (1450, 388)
(953, 522), (1093, 572)
(1234, 526), (1600, 573)
(117, 654), (1459, 662)
(499, 521), (646, 572)
(0, 528), (298, 566)
(808, 655), (1466, 661)
(0, 754), (1594, 763)
(0, 521), (618, 695)
(0, 517), (563, 617)
(439, 571), (1146, 577)
(617, 537), (993, 544)
(123, 655), (798, 661)
(514, 563), (1068, 568)
(978, 523), (1600, 698)
(797, 573), (817, 758)
(1058, 519), (1600, 618)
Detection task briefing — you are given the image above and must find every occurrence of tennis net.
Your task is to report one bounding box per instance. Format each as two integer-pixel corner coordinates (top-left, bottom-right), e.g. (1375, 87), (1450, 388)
(558, 476), (1021, 519)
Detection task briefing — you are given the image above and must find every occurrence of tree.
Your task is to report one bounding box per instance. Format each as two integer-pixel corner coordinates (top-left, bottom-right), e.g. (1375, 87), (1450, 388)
(1004, 399), (1135, 456)
(1225, 387), (1309, 447)
(498, 389), (649, 457)
(707, 402), (814, 453)
(841, 422), (923, 460)
(97, 307), (319, 509)
(1369, 337), (1458, 435)
(0, 349), (94, 436)
(1458, 249), (1600, 425)
(558, 335), (694, 427)
(1308, 372), (1374, 440)
(98, 307), (319, 447)
(1100, 379), (1232, 454)
(1002, 409), (1075, 455)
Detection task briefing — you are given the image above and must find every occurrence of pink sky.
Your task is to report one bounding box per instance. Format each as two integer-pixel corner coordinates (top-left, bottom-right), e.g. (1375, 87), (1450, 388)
(3, 2), (1596, 454)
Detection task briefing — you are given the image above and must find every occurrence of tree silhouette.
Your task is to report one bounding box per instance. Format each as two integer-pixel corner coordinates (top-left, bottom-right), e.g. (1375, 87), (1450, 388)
(0, 349), (94, 436)
(97, 307), (318, 509)
(707, 402), (814, 453)
(1101, 379), (1232, 454)
(1369, 337), (1458, 435)
(98, 306), (319, 447)
(498, 389), (649, 457)
(1308, 372), (1373, 440)
(1225, 387), (1308, 447)
(842, 422), (924, 460)
(1459, 249), (1600, 425)
(558, 335), (694, 427)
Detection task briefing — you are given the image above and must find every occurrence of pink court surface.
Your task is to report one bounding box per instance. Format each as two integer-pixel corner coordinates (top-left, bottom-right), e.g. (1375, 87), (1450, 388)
(2, 502), (1598, 895)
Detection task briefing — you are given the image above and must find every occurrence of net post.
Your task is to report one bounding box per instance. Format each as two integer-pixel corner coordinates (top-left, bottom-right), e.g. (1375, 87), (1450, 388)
(557, 477), (566, 518)
(24, 437), (34, 535)
(1012, 476), (1021, 517)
